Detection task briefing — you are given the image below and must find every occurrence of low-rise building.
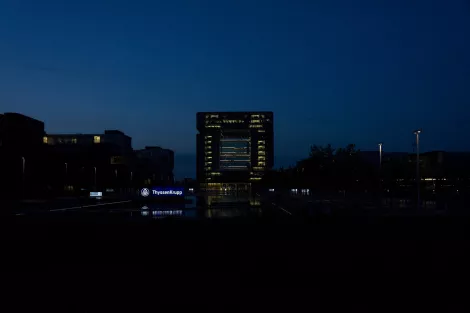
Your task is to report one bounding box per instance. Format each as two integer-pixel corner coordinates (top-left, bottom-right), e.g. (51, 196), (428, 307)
(0, 113), (47, 201)
(134, 146), (174, 186)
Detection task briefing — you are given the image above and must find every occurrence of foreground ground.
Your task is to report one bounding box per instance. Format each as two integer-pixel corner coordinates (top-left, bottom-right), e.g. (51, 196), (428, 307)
(6, 197), (470, 274)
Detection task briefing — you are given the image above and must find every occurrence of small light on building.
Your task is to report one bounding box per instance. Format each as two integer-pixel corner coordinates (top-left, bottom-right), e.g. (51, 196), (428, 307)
(269, 188), (275, 192)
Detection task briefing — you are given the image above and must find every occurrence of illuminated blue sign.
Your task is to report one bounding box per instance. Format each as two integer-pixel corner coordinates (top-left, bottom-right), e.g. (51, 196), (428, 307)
(140, 187), (184, 197)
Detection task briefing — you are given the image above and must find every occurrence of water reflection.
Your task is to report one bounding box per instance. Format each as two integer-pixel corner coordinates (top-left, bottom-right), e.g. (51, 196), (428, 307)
(204, 191), (262, 218)
(140, 205), (197, 219)
(137, 191), (263, 219)
(206, 207), (263, 218)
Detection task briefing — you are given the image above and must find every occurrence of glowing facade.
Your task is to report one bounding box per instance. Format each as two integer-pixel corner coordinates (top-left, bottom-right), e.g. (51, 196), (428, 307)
(196, 112), (274, 191)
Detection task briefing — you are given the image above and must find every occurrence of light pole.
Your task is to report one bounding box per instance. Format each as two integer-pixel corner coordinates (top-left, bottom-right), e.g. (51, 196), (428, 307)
(22, 156), (26, 176)
(378, 143), (383, 201)
(378, 143), (383, 170)
(65, 163), (68, 187)
(94, 167), (97, 191)
(414, 129), (422, 208)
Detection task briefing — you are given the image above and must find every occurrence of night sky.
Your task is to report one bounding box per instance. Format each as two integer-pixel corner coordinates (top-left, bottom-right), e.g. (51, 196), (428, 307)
(1, 0), (469, 173)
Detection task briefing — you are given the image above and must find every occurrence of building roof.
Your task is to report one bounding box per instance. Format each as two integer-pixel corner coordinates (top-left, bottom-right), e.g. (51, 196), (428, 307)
(2, 112), (44, 126)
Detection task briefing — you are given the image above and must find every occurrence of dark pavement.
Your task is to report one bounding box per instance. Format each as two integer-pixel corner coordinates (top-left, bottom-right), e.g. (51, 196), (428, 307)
(4, 194), (470, 286)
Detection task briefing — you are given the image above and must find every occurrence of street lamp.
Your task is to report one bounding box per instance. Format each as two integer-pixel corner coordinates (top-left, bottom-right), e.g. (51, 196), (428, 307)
(378, 143), (383, 199)
(414, 129), (422, 208)
(22, 156), (26, 176)
(378, 143), (383, 169)
(94, 167), (97, 191)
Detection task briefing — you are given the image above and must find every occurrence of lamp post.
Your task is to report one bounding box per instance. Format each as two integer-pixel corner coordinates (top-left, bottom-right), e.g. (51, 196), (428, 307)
(378, 142), (383, 171)
(94, 167), (97, 191)
(378, 143), (383, 201)
(22, 156), (26, 176)
(65, 163), (68, 187)
(414, 129), (422, 209)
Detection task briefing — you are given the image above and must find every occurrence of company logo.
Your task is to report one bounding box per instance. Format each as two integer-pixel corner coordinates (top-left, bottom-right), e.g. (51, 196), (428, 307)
(153, 190), (183, 196)
(141, 188), (150, 197)
(139, 187), (185, 197)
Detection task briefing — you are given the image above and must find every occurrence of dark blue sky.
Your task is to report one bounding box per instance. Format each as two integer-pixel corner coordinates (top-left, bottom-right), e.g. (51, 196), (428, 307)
(1, 0), (469, 159)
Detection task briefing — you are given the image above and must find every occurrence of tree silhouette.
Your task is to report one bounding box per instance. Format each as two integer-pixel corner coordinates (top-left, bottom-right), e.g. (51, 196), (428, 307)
(263, 143), (378, 193)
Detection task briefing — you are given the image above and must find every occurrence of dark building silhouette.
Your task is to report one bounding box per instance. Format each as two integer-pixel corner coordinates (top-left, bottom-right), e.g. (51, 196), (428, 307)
(44, 130), (135, 194)
(0, 113), (47, 203)
(134, 146), (175, 185)
(196, 112), (274, 191)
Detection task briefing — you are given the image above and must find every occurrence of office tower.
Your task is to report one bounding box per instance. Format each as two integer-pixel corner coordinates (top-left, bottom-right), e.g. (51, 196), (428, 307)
(196, 112), (274, 191)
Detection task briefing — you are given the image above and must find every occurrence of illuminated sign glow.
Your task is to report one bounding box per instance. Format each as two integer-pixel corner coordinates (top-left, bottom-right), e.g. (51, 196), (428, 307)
(140, 187), (184, 197)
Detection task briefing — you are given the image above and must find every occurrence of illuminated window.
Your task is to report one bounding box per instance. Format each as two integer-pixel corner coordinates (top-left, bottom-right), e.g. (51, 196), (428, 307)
(205, 136), (212, 139)
(251, 115), (260, 118)
(43, 136), (48, 144)
(250, 119), (261, 123)
(258, 162), (266, 166)
(205, 151), (212, 155)
(249, 125), (263, 128)
(205, 156), (212, 159)
(258, 140), (265, 144)
(93, 136), (101, 143)
(259, 151), (266, 155)
(258, 156), (266, 160)
(205, 162), (212, 166)
(72, 138), (77, 144)
(250, 177), (262, 181)
(258, 130), (265, 132)
(210, 172), (221, 176)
